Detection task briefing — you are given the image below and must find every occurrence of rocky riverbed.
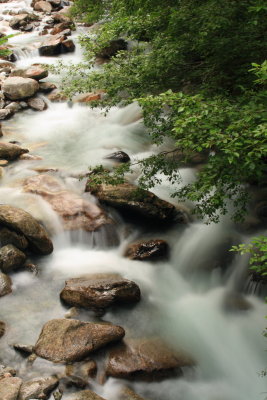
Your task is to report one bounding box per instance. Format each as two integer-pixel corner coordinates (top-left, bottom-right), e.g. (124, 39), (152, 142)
(0, 1), (266, 400)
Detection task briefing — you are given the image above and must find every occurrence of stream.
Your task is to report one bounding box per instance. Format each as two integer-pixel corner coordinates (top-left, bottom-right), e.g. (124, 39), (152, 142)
(0, 1), (266, 399)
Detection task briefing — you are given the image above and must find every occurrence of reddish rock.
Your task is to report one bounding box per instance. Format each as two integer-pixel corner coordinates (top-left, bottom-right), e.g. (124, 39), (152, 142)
(34, 318), (125, 363)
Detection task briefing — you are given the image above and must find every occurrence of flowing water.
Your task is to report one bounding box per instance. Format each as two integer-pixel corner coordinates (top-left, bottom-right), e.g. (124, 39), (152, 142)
(0, 2), (266, 399)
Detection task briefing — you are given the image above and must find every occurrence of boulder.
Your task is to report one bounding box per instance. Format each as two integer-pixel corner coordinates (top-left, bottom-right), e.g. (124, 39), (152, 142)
(106, 338), (194, 380)
(65, 360), (97, 380)
(25, 65), (48, 80)
(105, 151), (130, 163)
(9, 14), (32, 30)
(2, 77), (39, 100)
(33, 1), (52, 12)
(52, 13), (71, 23)
(18, 376), (58, 400)
(23, 175), (113, 232)
(27, 97), (47, 111)
(0, 377), (23, 400)
(0, 320), (5, 338)
(0, 142), (28, 160)
(0, 205), (53, 255)
(86, 182), (182, 224)
(51, 21), (72, 35)
(119, 387), (147, 400)
(38, 34), (71, 56)
(39, 81), (57, 93)
(34, 318), (125, 363)
(0, 245), (26, 273)
(68, 391), (106, 400)
(0, 273), (12, 297)
(62, 38), (75, 53)
(0, 109), (14, 120)
(124, 239), (168, 261)
(60, 273), (141, 312)
(96, 39), (127, 59)
(0, 227), (28, 250)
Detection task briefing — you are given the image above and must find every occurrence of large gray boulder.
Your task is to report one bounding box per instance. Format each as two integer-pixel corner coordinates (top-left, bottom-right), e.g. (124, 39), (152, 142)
(34, 318), (125, 363)
(0, 245), (26, 273)
(60, 273), (141, 312)
(0, 205), (53, 255)
(18, 376), (58, 400)
(2, 77), (39, 100)
(0, 377), (23, 400)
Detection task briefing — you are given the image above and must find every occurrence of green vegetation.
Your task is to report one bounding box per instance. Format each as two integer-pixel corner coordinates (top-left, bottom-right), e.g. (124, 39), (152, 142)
(60, 0), (267, 222)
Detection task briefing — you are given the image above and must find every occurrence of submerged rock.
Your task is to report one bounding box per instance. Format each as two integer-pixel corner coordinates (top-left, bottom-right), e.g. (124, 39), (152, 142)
(18, 376), (58, 400)
(124, 239), (169, 261)
(0, 205), (53, 255)
(23, 174), (113, 232)
(34, 318), (125, 363)
(60, 273), (141, 312)
(0, 142), (28, 160)
(0, 244), (26, 273)
(106, 338), (194, 380)
(0, 272), (12, 297)
(2, 77), (39, 100)
(86, 182), (183, 224)
(68, 390), (106, 400)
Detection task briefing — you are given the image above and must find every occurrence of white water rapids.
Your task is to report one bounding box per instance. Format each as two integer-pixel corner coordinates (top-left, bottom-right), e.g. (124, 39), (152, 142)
(0, 2), (266, 399)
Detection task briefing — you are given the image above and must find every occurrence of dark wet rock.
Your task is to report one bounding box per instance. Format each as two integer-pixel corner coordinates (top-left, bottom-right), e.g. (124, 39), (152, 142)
(119, 387), (147, 400)
(34, 1), (53, 12)
(62, 38), (75, 52)
(223, 292), (253, 312)
(0, 143), (28, 160)
(0, 320), (5, 338)
(255, 201), (267, 222)
(96, 39), (127, 59)
(105, 151), (130, 163)
(0, 227), (28, 250)
(65, 360), (97, 380)
(25, 263), (39, 275)
(51, 21), (72, 34)
(125, 239), (169, 261)
(23, 175), (113, 232)
(27, 97), (47, 111)
(60, 273), (141, 312)
(34, 318), (125, 363)
(0, 109), (14, 120)
(12, 343), (34, 356)
(0, 205), (53, 255)
(39, 81), (57, 93)
(0, 244), (26, 273)
(21, 23), (34, 32)
(0, 377), (23, 400)
(18, 376), (58, 400)
(0, 272), (12, 297)
(9, 13), (38, 30)
(2, 77), (39, 100)
(68, 390), (106, 400)
(106, 338), (194, 380)
(86, 182), (183, 224)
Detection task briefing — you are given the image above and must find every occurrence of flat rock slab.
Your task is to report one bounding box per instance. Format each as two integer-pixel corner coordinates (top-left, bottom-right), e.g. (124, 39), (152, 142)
(0, 272), (12, 297)
(106, 338), (194, 381)
(0, 205), (53, 255)
(0, 377), (23, 400)
(0, 142), (28, 160)
(34, 318), (125, 363)
(86, 182), (183, 224)
(2, 77), (39, 100)
(60, 273), (141, 311)
(0, 244), (26, 273)
(124, 239), (169, 261)
(23, 174), (113, 232)
(18, 376), (58, 400)
(68, 390), (107, 400)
